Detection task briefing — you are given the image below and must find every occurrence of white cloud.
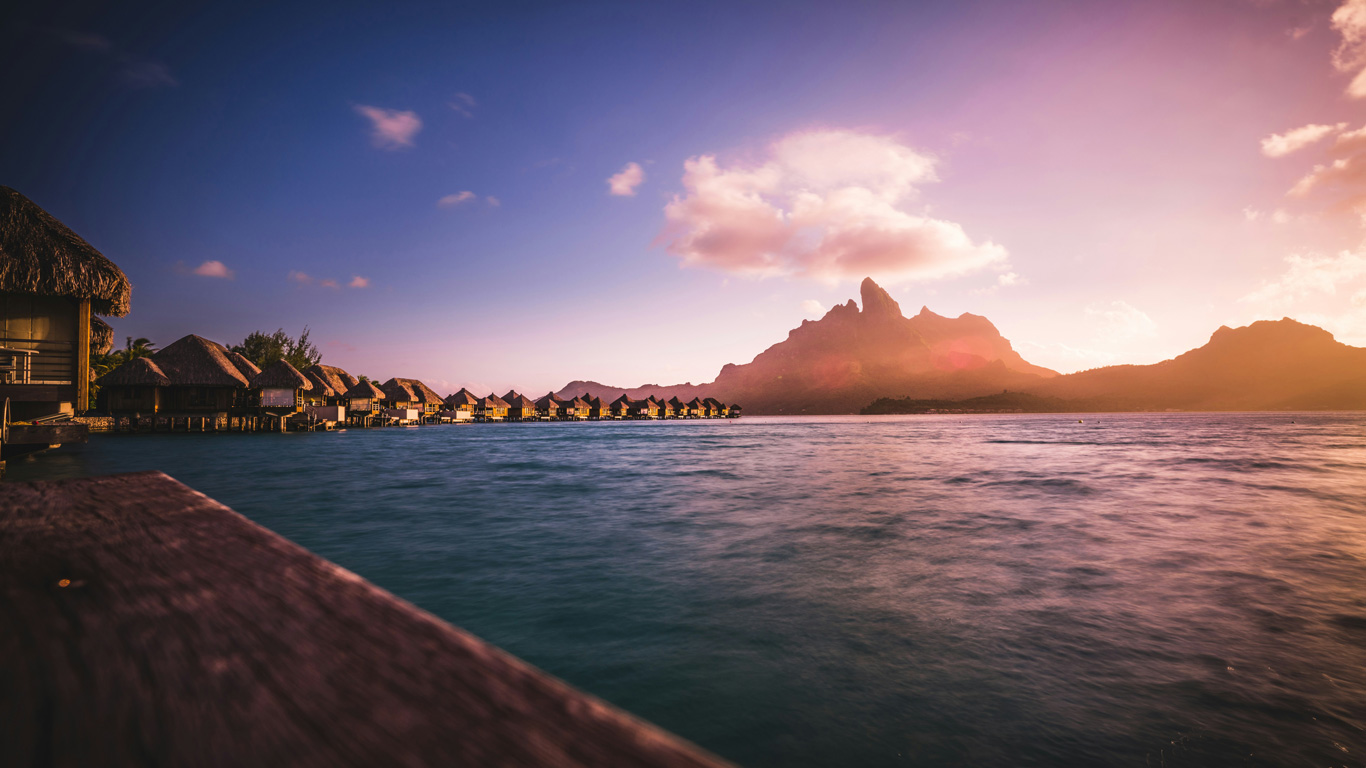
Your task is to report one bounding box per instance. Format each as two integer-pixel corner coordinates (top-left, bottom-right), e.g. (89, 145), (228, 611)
(1260, 123), (1346, 157)
(438, 191), (477, 207)
(193, 260), (233, 279)
(996, 272), (1020, 287)
(801, 299), (825, 317)
(608, 162), (645, 196)
(349, 275), (370, 288)
(354, 105), (421, 149)
(1085, 301), (1158, 343)
(1334, 0), (1366, 97)
(659, 129), (1006, 284)
(449, 92), (476, 118)
(1241, 249), (1366, 306)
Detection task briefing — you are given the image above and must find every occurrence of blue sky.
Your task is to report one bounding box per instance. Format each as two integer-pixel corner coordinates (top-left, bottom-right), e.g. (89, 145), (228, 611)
(5, 0), (1365, 394)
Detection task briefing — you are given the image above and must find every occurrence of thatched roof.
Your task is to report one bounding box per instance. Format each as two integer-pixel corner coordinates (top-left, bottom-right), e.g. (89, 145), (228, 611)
(686, 398), (703, 408)
(611, 395), (634, 407)
(148, 335), (250, 388)
(0, 187), (132, 316)
(588, 396), (605, 408)
(223, 349), (261, 380)
(480, 394), (510, 408)
(381, 377), (442, 404)
(250, 359), (312, 390)
(303, 370), (335, 397)
(508, 394), (537, 410)
(306, 364), (359, 394)
(534, 393), (562, 410)
(91, 317), (113, 355)
(703, 398), (722, 408)
(97, 356), (171, 387)
(567, 397), (589, 409)
(346, 379), (386, 399)
(668, 396), (685, 407)
(502, 389), (522, 403)
(445, 388), (479, 407)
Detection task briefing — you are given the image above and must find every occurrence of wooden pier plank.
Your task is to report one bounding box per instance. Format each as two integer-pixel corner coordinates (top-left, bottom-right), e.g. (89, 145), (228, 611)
(0, 471), (730, 768)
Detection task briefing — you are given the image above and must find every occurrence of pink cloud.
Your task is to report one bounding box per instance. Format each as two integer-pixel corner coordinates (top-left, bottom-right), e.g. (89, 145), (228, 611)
(353, 105), (421, 149)
(437, 191), (477, 207)
(288, 270), (313, 284)
(193, 260), (234, 279)
(608, 162), (645, 196)
(486, 196), (501, 207)
(1334, 0), (1366, 97)
(659, 129), (1006, 283)
(1261, 123), (1346, 158)
(349, 275), (370, 288)
(320, 278), (340, 289)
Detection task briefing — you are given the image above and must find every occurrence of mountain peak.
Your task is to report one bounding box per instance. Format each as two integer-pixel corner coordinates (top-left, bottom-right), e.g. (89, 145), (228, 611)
(860, 277), (903, 319)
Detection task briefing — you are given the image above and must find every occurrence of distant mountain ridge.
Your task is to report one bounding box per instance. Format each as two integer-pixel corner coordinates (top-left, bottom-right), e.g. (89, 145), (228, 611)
(559, 278), (1366, 414)
(559, 277), (1060, 413)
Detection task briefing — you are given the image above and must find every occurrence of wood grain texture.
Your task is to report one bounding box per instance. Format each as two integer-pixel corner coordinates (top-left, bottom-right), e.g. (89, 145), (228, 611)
(0, 472), (732, 768)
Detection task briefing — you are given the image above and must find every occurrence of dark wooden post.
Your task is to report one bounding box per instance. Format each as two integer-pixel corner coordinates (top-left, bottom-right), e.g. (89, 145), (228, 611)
(76, 298), (91, 414)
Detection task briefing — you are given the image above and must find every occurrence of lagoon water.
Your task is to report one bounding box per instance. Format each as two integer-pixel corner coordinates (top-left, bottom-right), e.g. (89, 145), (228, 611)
(11, 413), (1366, 767)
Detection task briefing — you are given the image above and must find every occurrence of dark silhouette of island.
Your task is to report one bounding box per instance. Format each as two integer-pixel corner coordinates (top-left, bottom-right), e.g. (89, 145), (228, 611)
(559, 278), (1366, 414)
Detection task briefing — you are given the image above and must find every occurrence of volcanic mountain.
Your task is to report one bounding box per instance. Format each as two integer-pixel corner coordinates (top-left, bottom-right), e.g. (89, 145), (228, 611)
(559, 278), (1057, 414)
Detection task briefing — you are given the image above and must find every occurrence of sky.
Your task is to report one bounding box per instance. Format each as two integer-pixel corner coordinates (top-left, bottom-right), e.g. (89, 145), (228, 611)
(4, 0), (1366, 395)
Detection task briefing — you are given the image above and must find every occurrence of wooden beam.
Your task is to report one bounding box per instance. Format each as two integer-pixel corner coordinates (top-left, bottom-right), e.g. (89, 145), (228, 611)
(76, 298), (91, 413)
(0, 472), (731, 768)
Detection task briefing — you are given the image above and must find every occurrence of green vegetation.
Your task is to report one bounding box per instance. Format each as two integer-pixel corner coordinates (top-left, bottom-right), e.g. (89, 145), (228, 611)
(231, 327), (321, 371)
(90, 337), (158, 409)
(861, 391), (1088, 415)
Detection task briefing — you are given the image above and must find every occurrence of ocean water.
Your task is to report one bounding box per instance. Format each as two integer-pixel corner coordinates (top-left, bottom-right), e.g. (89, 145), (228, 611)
(10, 413), (1366, 767)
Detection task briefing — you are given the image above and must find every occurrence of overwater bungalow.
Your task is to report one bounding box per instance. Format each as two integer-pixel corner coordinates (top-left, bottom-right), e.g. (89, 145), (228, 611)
(563, 396), (590, 421)
(631, 398), (660, 420)
(610, 394), (633, 420)
(684, 397), (704, 419)
(380, 377), (443, 423)
(305, 364), (360, 407)
(586, 395), (611, 420)
(507, 393), (538, 421)
(657, 398), (676, 419)
(727, 403), (742, 419)
(251, 359), (313, 415)
(344, 379), (386, 425)
(0, 185), (130, 458)
(478, 393), (509, 421)
(440, 387), (478, 422)
(534, 392), (564, 420)
(301, 370), (345, 425)
(100, 334), (254, 429)
(703, 397), (725, 418)
(667, 396), (686, 419)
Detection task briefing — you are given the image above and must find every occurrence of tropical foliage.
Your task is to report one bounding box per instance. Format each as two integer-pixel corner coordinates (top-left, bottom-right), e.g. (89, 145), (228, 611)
(231, 327), (322, 371)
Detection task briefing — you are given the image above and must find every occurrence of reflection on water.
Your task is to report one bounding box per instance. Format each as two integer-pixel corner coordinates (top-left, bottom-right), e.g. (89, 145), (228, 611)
(12, 413), (1366, 767)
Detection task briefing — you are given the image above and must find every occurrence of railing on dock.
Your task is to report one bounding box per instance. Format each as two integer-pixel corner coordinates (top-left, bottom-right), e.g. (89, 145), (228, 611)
(0, 471), (731, 768)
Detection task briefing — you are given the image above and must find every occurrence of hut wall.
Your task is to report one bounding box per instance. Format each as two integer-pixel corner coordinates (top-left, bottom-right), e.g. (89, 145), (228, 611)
(165, 387), (236, 413)
(0, 292), (79, 384)
(106, 386), (159, 413)
(305, 405), (345, 422)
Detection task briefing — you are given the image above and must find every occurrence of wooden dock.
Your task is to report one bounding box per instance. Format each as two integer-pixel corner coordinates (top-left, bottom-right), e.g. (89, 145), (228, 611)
(0, 472), (732, 768)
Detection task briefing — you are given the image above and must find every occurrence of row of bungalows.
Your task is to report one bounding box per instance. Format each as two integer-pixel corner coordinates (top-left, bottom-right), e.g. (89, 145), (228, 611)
(606, 395), (739, 419)
(96, 333), (449, 431)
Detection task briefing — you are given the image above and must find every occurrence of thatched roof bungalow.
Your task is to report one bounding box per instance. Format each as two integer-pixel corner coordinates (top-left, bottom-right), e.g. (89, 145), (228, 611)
(250, 359), (313, 412)
(507, 393), (538, 421)
(441, 387), (479, 421)
(610, 395), (633, 419)
(564, 396), (589, 421)
(381, 378), (443, 417)
(586, 395), (610, 420)
(478, 393), (509, 421)
(1, 186), (133, 417)
(685, 397), (704, 418)
(345, 379), (386, 415)
(305, 364), (359, 405)
(98, 334), (252, 415)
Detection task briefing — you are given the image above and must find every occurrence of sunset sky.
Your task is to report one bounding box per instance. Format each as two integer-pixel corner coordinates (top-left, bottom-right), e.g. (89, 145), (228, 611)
(4, 0), (1366, 395)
